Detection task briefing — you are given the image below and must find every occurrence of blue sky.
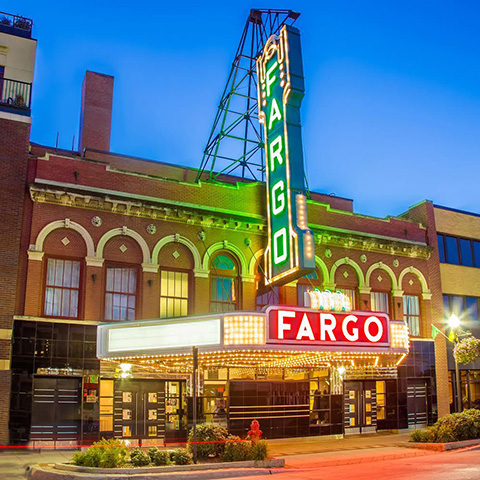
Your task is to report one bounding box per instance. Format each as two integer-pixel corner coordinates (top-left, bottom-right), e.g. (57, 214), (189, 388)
(6, 1), (480, 217)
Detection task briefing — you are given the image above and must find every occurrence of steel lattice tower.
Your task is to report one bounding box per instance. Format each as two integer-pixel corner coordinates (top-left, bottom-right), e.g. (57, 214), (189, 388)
(196, 9), (300, 183)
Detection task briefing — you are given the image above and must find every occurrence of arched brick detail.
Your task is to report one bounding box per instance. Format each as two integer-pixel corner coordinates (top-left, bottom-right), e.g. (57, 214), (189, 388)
(33, 219), (95, 257)
(152, 234), (202, 272)
(43, 228), (87, 257)
(329, 257), (365, 287)
(103, 235), (143, 264)
(365, 262), (399, 291)
(96, 227), (151, 264)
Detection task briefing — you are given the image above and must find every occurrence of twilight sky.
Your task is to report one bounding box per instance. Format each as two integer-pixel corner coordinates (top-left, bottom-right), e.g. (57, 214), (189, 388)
(6, 1), (480, 218)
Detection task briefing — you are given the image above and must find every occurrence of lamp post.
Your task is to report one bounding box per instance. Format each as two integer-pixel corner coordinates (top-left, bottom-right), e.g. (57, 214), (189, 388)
(448, 314), (462, 413)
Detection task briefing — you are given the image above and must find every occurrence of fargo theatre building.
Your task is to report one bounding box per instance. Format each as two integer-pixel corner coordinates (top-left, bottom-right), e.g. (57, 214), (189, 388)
(2, 11), (448, 446)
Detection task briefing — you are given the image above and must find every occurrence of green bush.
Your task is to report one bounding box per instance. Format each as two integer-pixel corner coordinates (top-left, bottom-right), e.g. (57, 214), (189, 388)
(147, 447), (158, 463)
(172, 448), (192, 465)
(248, 440), (268, 461)
(72, 438), (128, 468)
(151, 449), (170, 466)
(410, 428), (433, 443)
(223, 435), (251, 462)
(411, 409), (480, 443)
(188, 423), (228, 460)
(130, 447), (151, 467)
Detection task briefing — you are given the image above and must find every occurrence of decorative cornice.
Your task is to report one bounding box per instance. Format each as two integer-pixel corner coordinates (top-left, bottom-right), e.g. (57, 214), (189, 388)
(142, 263), (159, 273)
(241, 274), (256, 284)
(422, 292), (432, 301)
(392, 289), (404, 298)
(29, 185), (267, 236)
(27, 250), (44, 261)
(85, 256), (104, 267)
(359, 286), (372, 295)
(314, 231), (432, 260)
(193, 269), (209, 278)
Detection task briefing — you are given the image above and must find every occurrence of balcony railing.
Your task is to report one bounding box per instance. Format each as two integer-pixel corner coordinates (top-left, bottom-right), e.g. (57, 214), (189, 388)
(0, 12), (33, 39)
(0, 77), (32, 115)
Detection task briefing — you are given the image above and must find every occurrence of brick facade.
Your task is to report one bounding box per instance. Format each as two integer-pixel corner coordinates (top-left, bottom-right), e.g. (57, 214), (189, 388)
(0, 115), (31, 443)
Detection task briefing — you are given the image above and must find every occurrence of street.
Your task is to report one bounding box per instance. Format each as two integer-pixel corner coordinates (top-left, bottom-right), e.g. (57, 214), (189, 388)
(237, 448), (480, 480)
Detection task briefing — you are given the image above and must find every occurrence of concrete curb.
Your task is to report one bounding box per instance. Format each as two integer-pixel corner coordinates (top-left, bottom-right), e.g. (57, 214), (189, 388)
(28, 459), (284, 479)
(404, 438), (480, 452)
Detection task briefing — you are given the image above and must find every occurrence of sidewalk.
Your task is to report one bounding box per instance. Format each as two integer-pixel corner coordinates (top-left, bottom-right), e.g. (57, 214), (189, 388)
(268, 431), (412, 457)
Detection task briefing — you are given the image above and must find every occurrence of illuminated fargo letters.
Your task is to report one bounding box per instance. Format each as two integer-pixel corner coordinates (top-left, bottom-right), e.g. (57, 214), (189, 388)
(257, 25), (315, 285)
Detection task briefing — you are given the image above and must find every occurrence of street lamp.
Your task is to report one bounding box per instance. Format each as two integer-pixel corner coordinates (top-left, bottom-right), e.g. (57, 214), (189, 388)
(448, 314), (462, 412)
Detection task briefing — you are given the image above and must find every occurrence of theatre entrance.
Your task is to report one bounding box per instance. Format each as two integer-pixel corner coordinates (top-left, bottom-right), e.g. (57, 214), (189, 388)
(343, 380), (377, 434)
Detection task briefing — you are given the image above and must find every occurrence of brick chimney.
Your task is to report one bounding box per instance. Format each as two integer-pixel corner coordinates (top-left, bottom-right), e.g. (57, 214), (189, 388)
(78, 71), (114, 152)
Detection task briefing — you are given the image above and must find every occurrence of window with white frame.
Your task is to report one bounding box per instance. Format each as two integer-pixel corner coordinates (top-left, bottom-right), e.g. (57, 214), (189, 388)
(44, 258), (81, 318)
(370, 291), (389, 313)
(105, 266), (137, 321)
(403, 295), (420, 336)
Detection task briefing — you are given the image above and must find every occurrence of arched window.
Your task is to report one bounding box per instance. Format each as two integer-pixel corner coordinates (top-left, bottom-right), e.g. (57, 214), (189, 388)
(210, 253), (239, 312)
(297, 270), (321, 306)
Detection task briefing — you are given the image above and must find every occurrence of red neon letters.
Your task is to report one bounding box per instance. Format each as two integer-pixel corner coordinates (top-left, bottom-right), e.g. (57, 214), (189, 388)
(266, 307), (390, 347)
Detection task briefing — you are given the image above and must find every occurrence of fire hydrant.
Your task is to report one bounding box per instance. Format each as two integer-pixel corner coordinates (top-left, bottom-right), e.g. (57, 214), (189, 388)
(248, 419), (263, 442)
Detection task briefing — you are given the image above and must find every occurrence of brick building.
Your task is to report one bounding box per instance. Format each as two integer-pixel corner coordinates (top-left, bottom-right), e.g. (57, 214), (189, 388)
(0, 12), (458, 445)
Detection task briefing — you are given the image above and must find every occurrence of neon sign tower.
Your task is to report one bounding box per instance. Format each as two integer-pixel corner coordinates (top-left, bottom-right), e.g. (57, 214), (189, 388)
(257, 26), (315, 285)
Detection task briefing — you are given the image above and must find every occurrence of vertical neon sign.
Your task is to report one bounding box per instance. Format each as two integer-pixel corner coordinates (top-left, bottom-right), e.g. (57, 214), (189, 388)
(257, 25), (315, 285)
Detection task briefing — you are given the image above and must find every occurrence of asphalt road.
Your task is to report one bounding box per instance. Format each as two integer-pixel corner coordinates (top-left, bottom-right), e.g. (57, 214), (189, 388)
(237, 448), (480, 480)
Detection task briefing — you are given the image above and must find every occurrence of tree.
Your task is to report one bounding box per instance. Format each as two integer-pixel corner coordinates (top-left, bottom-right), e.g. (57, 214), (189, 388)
(453, 336), (480, 365)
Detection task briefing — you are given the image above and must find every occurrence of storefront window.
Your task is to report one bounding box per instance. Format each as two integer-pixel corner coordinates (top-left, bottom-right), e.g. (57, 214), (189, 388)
(371, 291), (389, 313)
(210, 254), (238, 312)
(160, 270), (189, 318)
(99, 379), (114, 432)
(403, 295), (420, 336)
(105, 266), (137, 321)
(44, 258), (81, 318)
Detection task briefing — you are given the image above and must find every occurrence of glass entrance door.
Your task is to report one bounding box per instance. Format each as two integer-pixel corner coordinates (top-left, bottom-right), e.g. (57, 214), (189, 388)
(344, 380), (377, 434)
(114, 380), (165, 440)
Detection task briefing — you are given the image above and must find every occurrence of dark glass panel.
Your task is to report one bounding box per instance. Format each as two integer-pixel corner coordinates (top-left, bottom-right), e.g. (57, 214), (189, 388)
(465, 297), (479, 325)
(69, 324), (84, 342)
(437, 234), (446, 263)
(445, 236), (459, 264)
(460, 238), (473, 266)
(474, 241), (480, 268)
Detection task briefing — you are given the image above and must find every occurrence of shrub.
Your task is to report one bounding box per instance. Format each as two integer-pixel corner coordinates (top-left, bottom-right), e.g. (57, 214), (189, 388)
(248, 440), (268, 461)
(148, 447), (158, 463)
(72, 438), (127, 468)
(223, 435), (251, 462)
(130, 447), (151, 467)
(410, 428), (433, 443)
(151, 449), (170, 466)
(172, 448), (192, 465)
(188, 423), (228, 460)
(411, 409), (480, 443)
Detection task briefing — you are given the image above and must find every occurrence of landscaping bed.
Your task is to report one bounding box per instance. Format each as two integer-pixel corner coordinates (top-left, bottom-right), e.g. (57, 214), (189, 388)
(28, 424), (284, 479)
(409, 409), (480, 450)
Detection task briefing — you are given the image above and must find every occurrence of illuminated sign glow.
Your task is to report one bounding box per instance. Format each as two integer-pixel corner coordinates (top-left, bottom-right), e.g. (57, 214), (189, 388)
(266, 307), (390, 347)
(257, 25), (315, 285)
(305, 289), (352, 312)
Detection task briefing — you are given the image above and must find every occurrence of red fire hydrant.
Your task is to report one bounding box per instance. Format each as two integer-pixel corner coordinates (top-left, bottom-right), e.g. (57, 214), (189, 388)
(248, 419), (263, 442)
